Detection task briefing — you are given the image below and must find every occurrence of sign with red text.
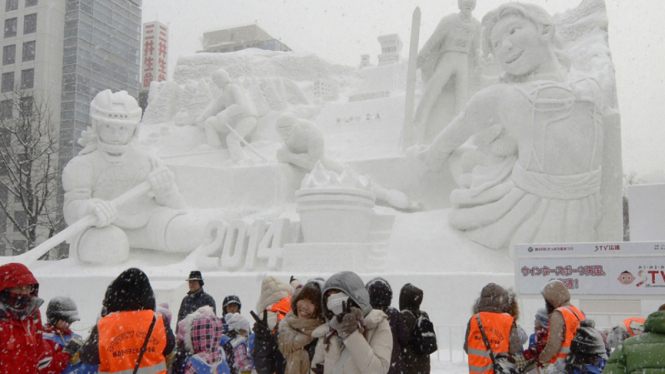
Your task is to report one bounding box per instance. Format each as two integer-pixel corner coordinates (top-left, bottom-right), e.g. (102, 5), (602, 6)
(141, 21), (168, 90)
(514, 242), (665, 295)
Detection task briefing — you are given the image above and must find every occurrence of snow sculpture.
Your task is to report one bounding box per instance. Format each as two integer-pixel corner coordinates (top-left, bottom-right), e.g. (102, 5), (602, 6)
(62, 90), (219, 264)
(173, 79), (212, 126)
(196, 68), (258, 162)
(275, 112), (418, 210)
(412, 2), (621, 251)
(414, 0), (481, 142)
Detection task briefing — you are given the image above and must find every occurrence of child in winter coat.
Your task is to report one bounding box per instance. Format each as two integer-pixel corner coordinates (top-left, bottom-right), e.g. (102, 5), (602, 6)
(185, 313), (231, 374)
(563, 320), (607, 374)
(225, 313), (253, 374)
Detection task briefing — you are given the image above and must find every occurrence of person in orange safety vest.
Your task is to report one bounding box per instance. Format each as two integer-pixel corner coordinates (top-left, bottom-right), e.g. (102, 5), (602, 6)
(464, 283), (521, 374)
(79, 268), (175, 374)
(607, 317), (646, 350)
(537, 280), (586, 369)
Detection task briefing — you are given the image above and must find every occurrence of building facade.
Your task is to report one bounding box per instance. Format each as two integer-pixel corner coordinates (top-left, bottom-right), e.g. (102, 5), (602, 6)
(199, 24), (290, 54)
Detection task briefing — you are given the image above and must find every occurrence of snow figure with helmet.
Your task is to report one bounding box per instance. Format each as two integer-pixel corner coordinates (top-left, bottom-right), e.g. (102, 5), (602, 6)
(62, 89), (216, 264)
(196, 68), (258, 163)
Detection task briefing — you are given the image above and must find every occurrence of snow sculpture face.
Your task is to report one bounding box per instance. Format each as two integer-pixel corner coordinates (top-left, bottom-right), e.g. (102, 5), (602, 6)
(458, 0), (476, 17)
(212, 68), (230, 88)
(489, 14), (549, 77)
(97, 121), (137, 146)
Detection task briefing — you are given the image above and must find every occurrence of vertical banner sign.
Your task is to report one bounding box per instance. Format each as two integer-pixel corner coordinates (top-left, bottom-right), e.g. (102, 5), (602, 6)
(514, 242), (665, 296)
(141, 21), (169, 90)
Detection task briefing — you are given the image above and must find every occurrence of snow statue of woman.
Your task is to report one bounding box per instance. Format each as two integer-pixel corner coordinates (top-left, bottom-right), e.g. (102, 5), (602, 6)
(62, 90), (218, 264)
(413, 2), (620, 251)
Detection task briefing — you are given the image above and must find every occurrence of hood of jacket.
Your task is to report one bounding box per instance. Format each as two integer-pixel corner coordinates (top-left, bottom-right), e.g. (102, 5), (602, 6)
(256, 276), (293, 312)
(190, 313), (224, 355)
(322, 271), (372, 317)
(644, 310), (665, 335)
(474, 283), (509, 314)
(399, 283), (423, 312)
(366, 277), (392, 309)
(0, 263), (39, 296)
(541, 280), (571, 309)
(103, 268), (155, 314)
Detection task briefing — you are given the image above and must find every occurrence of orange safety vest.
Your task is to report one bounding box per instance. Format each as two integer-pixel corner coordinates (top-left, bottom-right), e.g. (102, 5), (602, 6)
(623, 317), (646, 336)
(98, 310), (168, 374)
(550, 306), (585, 364)
(467, 312), (514, 374)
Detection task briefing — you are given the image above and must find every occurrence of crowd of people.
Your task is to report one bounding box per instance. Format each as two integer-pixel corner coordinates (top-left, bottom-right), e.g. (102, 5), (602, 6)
(1, 262), (663, 374)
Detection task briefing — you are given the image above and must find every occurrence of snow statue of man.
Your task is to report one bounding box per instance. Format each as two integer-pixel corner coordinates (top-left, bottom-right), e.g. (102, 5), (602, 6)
(414, 0), (481, 142)
(276, 112), (419, 210)
(62, 90), (213, 264)
(413, 3), (610, 250)
(196, 68), (258, 162)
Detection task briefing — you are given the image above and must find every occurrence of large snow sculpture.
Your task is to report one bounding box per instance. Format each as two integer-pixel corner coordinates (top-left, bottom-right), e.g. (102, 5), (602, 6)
(414, 0), (481, 142)
(413, 2), (621, 251)
(196, 68), (258, 162)
(275, 112), (418, 210)
(62, 90), (218, 264)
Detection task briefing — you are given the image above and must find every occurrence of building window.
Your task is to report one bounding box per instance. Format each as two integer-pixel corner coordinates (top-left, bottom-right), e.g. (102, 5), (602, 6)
(3, 44), (15, 65)
(20, 68), (33, 89)
(25, 0), (37, 6)
(5, 0), (18, 11)
(20, 95), (32, 116)
(23, 14), (37, 35)
(22, 40), (35, 61)
(1, 72), (13, 92)
(4, 18), (17, 38)
(0, 100), (12, 120)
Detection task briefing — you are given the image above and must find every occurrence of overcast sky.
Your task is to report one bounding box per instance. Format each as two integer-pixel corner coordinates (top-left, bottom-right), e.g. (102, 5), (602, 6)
(141, 0), (665, 177)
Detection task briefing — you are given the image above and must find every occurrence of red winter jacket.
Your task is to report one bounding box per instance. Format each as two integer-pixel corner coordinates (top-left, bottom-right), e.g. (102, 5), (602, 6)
(0, 263), (70, 374)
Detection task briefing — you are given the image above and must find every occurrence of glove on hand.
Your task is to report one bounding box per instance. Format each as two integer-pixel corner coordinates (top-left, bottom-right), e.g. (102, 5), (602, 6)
(251, 310), (272, 340)
(332, 302), (364, 339)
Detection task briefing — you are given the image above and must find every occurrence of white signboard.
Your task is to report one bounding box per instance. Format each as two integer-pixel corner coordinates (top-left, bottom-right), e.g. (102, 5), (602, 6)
(515, 242), (665, 296)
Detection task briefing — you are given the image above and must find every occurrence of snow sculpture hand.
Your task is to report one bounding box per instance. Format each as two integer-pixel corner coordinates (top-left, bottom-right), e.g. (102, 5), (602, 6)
(215, 111), (230, 125)
(148, 167), (176, 197)
(406, 144), (443, 173)
(83, 199), (117, 227)
(276, 148), (290, 163)
(331, 302), (364, 339)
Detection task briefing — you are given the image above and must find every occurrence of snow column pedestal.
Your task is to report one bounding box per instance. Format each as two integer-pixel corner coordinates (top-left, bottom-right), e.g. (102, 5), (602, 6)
(284, 188), (394, 272)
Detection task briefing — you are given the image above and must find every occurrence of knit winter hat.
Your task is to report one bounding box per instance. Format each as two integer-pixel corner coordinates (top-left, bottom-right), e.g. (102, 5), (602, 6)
(222, 295), (242, 316)
(46, 296), (80, 325)
(366, 277), (392, 309)
(226, 312), (250, 333)
(103, 268), (155, 314)
(535, 308), (549, 329)
(570, 319), (608, 359)
(256, 276), (293, 312)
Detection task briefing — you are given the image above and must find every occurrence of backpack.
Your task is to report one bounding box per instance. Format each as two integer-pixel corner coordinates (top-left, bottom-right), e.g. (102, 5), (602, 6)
(407, 310), (438, 355)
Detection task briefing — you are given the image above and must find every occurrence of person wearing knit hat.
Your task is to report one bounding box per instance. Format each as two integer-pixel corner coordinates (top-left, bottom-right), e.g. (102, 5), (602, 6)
(177, 270), (217, 325)
(564, 319), (607, 374)
(366, 277), (409, 374)
(79, 268), (176, 373)
(278, 279), (327, 374)
(525, 308), (551, 364)
(224, 313), (253, 374)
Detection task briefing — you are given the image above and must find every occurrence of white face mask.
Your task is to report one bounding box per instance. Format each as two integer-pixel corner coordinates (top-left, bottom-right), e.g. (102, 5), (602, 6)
(326, 292), (349, 315)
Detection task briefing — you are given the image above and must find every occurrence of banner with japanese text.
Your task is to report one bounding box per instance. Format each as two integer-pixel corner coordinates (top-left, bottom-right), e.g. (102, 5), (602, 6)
(141, 21), (168, 90)
(514, 242), (665, 295)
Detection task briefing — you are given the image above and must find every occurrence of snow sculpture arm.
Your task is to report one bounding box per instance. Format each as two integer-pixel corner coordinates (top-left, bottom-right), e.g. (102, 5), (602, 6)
(418, 14), (453, 70)
(148, 157), (187, 209)
(195, 94), (227, 125)
(223, 84), (256, 120)
(62, 157), (117, 227)
(278, 128), (325, 171)
(421, 85), (503, 170)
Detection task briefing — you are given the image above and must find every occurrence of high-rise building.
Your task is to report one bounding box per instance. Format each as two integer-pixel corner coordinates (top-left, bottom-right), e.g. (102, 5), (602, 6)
(0, 0), (142, 254)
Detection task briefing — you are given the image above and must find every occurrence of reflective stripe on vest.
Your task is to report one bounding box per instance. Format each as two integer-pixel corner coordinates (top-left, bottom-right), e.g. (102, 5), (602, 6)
(467, 312), (514, 374)
(623, 317), (646, 336)
(551, 306), (585, 364)
(98, 310), (168, 374)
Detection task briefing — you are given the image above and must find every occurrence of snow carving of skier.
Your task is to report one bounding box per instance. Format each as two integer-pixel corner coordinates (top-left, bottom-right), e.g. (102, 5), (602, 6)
(62, 89), (217, 264)
(414, 0), (481, 138)
(197, 68), (258, 163)
(275, 112), (419, 210)
(412, 2), (608, 249)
